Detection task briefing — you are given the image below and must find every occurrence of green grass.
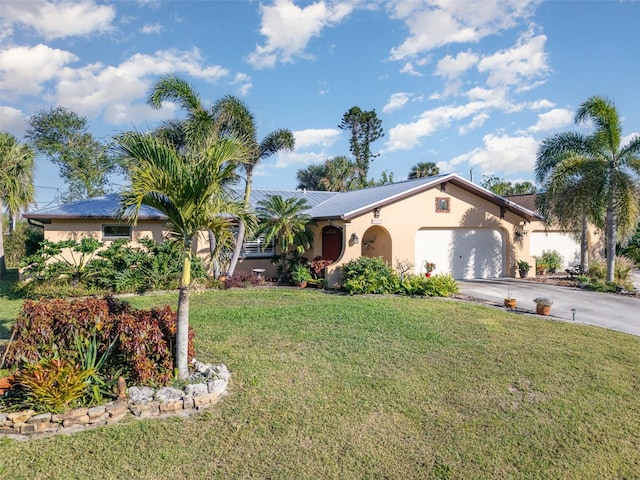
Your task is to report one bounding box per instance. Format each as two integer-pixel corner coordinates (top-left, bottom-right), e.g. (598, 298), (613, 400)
(1, 287), (640, 479)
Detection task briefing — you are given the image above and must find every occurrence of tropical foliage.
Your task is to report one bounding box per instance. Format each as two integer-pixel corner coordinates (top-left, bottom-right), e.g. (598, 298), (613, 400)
(536, 95), (640, 281)
(339, 106), (384, 188)
(117, 130), (248, 379)
(254, 195), (314, 281)
(0, 132), (35, 276)
(408, 161), (440, 179)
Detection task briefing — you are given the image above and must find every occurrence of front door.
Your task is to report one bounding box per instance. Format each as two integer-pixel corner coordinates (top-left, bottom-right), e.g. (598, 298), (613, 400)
(322, 226), (343, 261)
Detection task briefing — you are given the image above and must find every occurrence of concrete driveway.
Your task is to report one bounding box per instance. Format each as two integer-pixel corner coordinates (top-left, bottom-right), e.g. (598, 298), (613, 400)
(457, 275), (640, 337)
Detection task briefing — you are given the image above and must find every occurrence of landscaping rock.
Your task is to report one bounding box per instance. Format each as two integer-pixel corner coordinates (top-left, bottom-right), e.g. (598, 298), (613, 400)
(7, 410), (35, 424)
(87, 406), (106, 419)
(207, 379), (227, 396)
(27, 413), (52, 424)
(184, 383), (208, 397)
(155, 387), (184, 403)
(127, 386), (155, 404)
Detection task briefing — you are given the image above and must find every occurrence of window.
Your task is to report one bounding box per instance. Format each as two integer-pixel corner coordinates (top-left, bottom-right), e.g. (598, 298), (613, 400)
(243, 234), (275, 257)
(435, 197), (450, 213)
(102, 224), (132, 239)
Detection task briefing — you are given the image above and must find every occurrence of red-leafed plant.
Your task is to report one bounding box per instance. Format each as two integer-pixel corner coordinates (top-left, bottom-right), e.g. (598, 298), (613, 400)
(4, 296), (193, 386)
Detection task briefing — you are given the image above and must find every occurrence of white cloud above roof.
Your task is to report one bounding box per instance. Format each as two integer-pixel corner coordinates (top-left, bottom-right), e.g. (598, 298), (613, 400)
(526, 108), (573, 132)
(1, 0), (116, 40)
(247, 0), (353, 69)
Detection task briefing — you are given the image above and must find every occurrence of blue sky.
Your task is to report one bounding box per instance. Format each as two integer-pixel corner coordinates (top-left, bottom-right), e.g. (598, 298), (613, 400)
(1, 0), (639, 207)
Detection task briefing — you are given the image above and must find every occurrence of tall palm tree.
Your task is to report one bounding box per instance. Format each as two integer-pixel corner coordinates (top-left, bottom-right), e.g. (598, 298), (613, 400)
(254, 195), (313, 282)
(296, 163), (329, 191)
(536, 96), (640, 281)
(213, 95), (295, 276)
(0, 132), (35, 275)
(117, 132), (248, 379)
(408, 161), (439, 179)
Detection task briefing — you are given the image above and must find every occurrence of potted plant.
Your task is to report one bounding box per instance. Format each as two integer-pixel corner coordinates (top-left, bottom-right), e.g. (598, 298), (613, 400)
(517, 260), (531, 278)
(504, 289), (517, 309)
(423, 261), (436, 278)
(291, 264), (312, 288)
(541, 250), (563, 274)
(533, 297), (553, 315)
(535, 258), (548, 276)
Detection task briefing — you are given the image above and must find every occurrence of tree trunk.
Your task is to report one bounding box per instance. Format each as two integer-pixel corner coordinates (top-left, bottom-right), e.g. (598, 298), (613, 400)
(228, 170), (253, 276)
(227, 220), (245, 276)
(208, 229), (220, 278)
(605, 192), (616, 283)
(580, 213), (589, 272)
(175, 253), (192, 380)
(0, 199), (6, 277)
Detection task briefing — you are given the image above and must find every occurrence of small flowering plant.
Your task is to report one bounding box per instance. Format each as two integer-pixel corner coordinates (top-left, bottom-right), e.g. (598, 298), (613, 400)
(424, 261), (436, 273)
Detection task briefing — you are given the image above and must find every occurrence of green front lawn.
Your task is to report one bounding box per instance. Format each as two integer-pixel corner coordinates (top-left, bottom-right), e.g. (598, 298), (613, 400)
(1, 287), (639, 479)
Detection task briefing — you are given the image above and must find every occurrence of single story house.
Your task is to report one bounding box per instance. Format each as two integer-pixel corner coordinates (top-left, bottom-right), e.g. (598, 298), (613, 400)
(24, 173), (601, 284)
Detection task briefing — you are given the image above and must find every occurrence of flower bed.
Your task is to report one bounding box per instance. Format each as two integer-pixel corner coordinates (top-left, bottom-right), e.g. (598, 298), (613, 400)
(0, 362), (229, 439)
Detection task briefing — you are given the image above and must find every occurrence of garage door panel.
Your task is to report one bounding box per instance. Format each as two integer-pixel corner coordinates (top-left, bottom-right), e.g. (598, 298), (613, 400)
(416, 228), (504, 280)
(530, 232), (580, 268)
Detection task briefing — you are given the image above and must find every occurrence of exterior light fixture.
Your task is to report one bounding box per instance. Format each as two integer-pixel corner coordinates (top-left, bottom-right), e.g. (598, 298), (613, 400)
(349, 233), (359, 245)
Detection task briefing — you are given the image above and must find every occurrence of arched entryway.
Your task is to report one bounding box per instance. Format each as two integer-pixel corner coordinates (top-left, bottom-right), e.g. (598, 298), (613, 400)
(322, 226), (343, 262)
(360, 225), (392, 264)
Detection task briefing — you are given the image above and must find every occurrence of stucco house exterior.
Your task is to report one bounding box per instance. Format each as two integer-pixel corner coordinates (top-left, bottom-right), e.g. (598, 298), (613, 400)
(24, 173), (599, 284)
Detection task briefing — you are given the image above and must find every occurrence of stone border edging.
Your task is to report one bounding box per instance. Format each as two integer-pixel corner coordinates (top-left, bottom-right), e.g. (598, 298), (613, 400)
(0, 362), (229, 440)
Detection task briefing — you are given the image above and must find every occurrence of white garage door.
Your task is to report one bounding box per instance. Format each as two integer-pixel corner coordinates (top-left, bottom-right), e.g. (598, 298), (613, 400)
(530, 231), (580, 268)
(415, 228), (505, 279)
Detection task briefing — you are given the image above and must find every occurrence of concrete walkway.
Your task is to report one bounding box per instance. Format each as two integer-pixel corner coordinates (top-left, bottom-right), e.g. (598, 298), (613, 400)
(457, 275), (640, 337)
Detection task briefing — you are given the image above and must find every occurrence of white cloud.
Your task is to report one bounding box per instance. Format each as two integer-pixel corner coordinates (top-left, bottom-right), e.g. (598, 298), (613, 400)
(435, 50), (479, 80)
(477, 31), (549, 90)
(141, 23), (164, 34)
(1, 0), (115, 40)
(53, 48), (228, 122)
(246, 0), (353, 69)
(383, 92), (411, 113)
(231, 73), (253, 96)
(273, 150), (327, 168)
(458, 113), (489, 135)
(526, 108), (573, 132)
(293, 128), (340, 148)
(400, 62), (423, 76)
(464, 133), (539, 174)
(0, 44), (79, 97)
(0, 106), (26, 137)
(388, 0), (540, 60)
(386, 101), (489, 151)
(529, 99), (555, 110)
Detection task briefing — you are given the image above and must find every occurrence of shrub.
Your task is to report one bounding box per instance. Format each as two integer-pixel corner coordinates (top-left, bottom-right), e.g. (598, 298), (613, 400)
(4, 296), (192, 386)
(3, 220), (43, 268)
(224, 271), (265, 289)
(540, 250), (563, 273)
(422, 273), (459, 297)
(16, 237), (207, 298)
(341, 256), (399, 295)
(13, 358), (92, 413)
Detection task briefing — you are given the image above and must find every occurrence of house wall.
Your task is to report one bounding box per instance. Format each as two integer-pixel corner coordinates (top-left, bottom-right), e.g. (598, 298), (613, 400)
(316, 183), (539, 285)
(33, 219), (167, 268)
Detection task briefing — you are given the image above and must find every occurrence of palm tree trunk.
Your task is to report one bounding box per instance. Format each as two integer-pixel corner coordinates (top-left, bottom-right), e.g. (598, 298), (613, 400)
(176, 252), (191, 380)
(605, 192), (617, 283)
(227, 220), (245, 276)
(0, 199), (6, 276)
(580, 213), (589, 271)
(228, 169), (253, 276)
(208, 229), (220, 278)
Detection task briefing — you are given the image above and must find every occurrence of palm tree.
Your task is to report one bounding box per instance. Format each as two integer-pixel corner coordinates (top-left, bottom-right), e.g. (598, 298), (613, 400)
(536, 96), (640, 281)
(117, 132), (248, 379)
(408, 161), (439, 179)
(0, 132), (35, 276)
(321, 156), (360, 192)
(213, 95), (295, 276)
(254, 195), (314, 282)
(296, 164), (329, 191)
